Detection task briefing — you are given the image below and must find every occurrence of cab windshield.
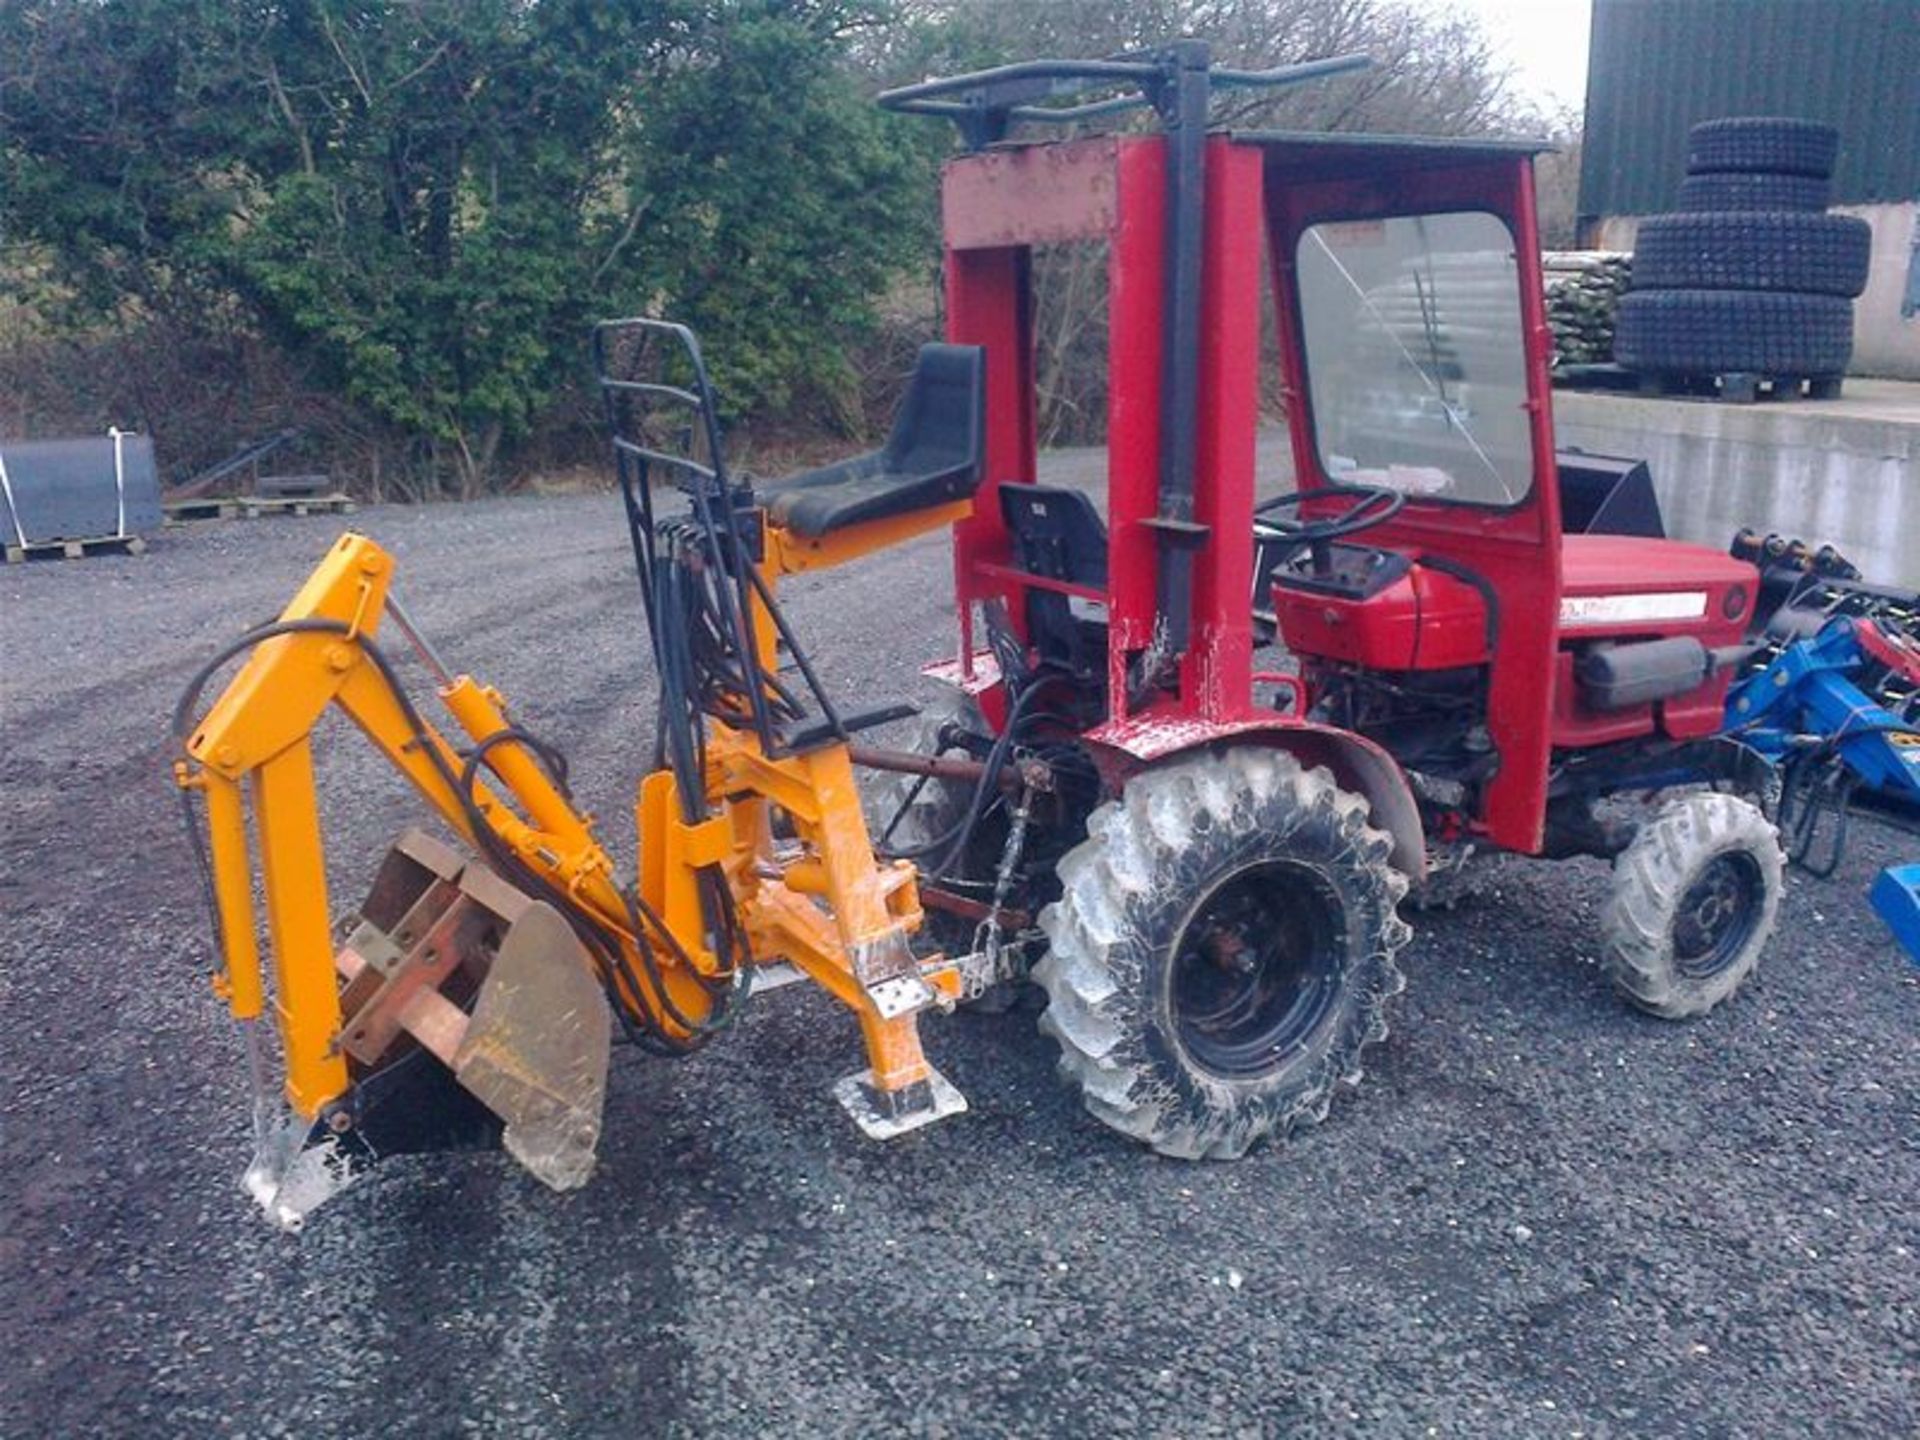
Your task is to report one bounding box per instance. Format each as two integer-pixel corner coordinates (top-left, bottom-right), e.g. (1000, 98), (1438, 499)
(1296, 210), (1533, 507)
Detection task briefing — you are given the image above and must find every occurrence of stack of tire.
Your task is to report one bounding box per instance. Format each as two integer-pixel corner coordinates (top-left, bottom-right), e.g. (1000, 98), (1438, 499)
(1615, 117), (1870, 391)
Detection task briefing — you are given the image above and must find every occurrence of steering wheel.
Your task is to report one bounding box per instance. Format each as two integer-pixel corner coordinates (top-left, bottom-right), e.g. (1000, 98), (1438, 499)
(1252, 482), (1406, 576)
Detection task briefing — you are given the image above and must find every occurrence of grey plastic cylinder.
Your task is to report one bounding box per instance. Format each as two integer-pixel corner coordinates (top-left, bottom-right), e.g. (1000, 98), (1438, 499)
(0, 432), (162, 545)
(1577, 637), (1712, 710)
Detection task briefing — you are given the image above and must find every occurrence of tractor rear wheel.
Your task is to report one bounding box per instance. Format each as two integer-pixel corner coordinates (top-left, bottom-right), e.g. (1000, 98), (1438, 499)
(869, 692), (988, 878)
(1034, 749), (1411, 1160)
(1600, 792), (1784, 1018)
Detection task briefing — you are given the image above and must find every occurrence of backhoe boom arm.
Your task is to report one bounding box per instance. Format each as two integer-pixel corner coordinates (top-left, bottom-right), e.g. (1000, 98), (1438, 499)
(177, 535), (646, 1116)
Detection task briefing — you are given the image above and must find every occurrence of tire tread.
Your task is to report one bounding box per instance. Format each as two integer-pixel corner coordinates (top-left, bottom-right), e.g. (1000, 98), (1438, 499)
(1686, 117), (1839, 178)
(1615, 288), (1853, 377)
(1632, 212), (1870, 298)
(1675, 172), (1831, 214)
(1599, 793), (1783, 1018)
(1035, 749), (1410, 1160)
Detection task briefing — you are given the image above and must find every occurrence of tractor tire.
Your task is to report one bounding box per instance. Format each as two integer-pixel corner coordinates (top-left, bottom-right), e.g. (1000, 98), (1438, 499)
(1631, 212), (1871, 299)
(1614, 288), (1853, 377)
(1686, 117), (1839, 178)
(868, 692), (1021, 1010)
(1676, 171), (1831, 214)
(1034, 749), (1411, 1160)
(1599, 793), (1783, 1018)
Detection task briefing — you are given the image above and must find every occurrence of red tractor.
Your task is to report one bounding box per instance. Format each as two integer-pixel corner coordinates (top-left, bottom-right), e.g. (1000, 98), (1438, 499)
(863, 44), (1784, 1159)
(175, 45), (1805, 1223)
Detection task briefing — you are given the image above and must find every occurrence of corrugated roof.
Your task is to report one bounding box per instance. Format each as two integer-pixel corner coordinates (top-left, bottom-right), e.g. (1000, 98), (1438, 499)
(1579, 0), (1920, 221)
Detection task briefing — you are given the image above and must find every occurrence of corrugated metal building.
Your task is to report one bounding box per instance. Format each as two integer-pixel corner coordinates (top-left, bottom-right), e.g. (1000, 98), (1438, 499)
(1578, 0), (1920, 377)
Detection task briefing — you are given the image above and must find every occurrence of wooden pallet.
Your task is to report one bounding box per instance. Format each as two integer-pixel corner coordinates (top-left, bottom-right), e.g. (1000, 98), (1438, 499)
(4, 533), (147, 564)
(163, 492), (358, 522)
(1635, 371), (1844, 404)
(1551, 362), (1642, 392)
(163, 497), (241, 523)
(238, 493), (358, 518)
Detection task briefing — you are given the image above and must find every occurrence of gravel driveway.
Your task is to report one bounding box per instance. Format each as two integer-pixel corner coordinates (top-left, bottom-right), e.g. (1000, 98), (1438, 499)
(2, 486), (1914, 1438)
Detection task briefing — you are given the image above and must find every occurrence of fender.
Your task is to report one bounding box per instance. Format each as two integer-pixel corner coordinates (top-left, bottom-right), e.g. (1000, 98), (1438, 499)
(1083, 710), (1427, 882)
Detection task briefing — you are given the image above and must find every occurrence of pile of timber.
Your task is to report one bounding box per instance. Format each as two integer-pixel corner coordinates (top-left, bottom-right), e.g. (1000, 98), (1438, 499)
(1544, 251), (1633, 367)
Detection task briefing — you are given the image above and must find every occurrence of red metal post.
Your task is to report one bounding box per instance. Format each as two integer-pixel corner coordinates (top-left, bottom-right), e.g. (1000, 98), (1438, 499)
(944, 243), (1035, 685)
(1105, 141), (1168, 718)
(1182, 138), (1264, 722)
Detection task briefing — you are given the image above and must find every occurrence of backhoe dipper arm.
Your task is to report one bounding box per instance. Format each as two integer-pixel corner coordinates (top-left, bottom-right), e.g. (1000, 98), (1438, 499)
(175, 534), (653, 1118)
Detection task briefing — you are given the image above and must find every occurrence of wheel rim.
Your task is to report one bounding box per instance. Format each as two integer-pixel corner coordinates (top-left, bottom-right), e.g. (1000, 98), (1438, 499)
(1169, 861), (1345, 1079)
(1672, 851), (1765, 980)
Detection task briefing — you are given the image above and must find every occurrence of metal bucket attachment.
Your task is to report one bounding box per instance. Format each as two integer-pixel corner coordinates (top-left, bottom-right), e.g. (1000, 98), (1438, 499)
(243, 832), (611, 1226)
(453, 902), (610, 1191)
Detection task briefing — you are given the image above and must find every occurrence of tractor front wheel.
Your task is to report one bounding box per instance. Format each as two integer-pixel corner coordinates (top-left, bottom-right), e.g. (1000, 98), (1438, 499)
(1034, 749), (1411, 1160)
(1600, 792), (1784, 1018)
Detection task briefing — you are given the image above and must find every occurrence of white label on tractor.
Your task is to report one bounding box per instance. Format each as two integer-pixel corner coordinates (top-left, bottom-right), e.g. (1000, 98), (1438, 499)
(1559, 591), (1708, 627)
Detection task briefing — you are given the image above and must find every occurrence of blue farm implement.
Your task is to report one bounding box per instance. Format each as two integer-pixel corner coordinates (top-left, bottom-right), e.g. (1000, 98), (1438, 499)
(1725, 547), (1920, 961)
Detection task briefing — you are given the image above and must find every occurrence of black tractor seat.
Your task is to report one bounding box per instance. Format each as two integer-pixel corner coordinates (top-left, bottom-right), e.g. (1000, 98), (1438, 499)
(758, 344), (985, 538)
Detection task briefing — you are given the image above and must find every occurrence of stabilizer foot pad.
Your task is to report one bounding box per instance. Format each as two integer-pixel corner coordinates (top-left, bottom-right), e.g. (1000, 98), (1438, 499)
(833, 1063), (968, 1140)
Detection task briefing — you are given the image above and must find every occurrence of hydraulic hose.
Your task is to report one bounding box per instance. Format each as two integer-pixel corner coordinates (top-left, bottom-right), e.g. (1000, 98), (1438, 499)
(173, 614), (733, 1056)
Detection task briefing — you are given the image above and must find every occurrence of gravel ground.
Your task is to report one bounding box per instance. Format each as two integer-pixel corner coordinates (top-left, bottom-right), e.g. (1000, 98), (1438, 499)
(2, 486), (1915, 1439)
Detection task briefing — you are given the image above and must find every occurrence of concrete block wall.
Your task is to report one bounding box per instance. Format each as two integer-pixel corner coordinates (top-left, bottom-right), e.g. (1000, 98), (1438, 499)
(1553, 384), (1919, 587)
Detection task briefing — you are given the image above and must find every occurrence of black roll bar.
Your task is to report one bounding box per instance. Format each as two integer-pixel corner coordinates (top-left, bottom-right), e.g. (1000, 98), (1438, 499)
(877, 48), (1370, 151)
(880, 42), (1371, 680)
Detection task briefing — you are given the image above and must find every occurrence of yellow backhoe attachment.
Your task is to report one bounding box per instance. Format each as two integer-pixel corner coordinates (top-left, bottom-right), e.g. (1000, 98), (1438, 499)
(176, 531), (972, 1227)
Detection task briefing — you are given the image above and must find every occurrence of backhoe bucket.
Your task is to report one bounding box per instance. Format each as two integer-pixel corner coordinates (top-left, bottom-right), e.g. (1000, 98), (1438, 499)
(243, 831), (610, 1228)
(453, 902), (610, 1191)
